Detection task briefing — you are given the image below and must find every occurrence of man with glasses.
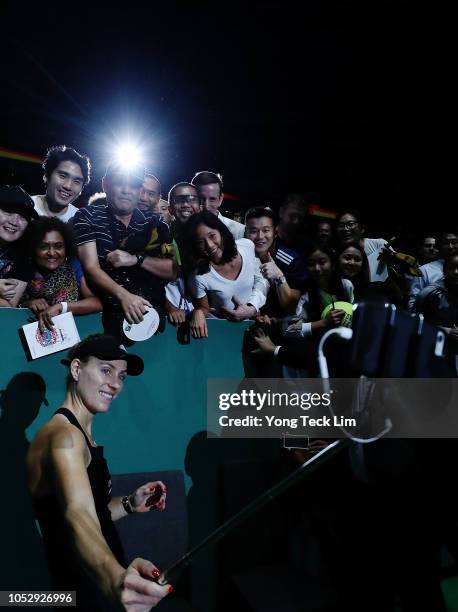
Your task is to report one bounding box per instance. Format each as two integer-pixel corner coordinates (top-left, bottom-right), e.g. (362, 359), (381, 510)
(335, 210), (392, 282)
(164, 182), (201, 323)
(408, 231), (458, 312)
(168, 182), (201, 256)
(73, 162), (176, 337)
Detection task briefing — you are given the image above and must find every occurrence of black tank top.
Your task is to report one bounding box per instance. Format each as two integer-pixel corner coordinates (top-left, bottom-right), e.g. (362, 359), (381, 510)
(34, 408), (125, 611)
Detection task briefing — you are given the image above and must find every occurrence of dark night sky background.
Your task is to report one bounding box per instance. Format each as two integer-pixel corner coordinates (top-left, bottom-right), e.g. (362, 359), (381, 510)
(0, 2), (442, 243)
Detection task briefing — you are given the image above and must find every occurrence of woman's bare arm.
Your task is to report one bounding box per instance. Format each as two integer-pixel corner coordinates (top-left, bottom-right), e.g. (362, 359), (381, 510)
(48, 426), (169, 609)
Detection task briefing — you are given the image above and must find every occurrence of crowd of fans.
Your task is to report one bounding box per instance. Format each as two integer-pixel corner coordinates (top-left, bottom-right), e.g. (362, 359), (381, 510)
(1, 144), (458, 610)
(0, 144), (457, 371)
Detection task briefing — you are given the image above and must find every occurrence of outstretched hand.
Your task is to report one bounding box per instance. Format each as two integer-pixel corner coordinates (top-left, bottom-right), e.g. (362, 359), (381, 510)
(130, 481), (166, 513)
(377, 237), (396, 262)
(120, 292), (152, 324)
(250, 327), (276, 355)
(117, 557), (171, 611)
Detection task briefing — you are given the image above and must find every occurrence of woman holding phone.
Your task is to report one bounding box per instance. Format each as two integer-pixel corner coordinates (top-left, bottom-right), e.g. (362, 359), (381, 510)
(27, 334), (171, 611)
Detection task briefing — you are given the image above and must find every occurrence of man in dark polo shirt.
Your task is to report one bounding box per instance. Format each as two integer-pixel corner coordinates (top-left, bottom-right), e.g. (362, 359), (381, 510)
(245, 206), (307, 317)
(73, 163), (176, 337)
(0, 186), (38, 307)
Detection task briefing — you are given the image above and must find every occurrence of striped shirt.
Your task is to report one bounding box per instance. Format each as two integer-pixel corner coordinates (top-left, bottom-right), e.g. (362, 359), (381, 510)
(73, 199), (172, 309)
(272, 241), (307, 290)
(261, 241), (307, 316)
(73, 199), (171, 271)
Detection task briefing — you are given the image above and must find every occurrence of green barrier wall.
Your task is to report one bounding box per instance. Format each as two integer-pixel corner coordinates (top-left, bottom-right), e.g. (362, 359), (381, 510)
(0, 309), (250, 610)
(0, 310), (248, 473)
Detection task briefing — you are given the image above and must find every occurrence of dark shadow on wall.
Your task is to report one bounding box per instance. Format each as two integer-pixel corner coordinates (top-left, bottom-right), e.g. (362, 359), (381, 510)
(0, 372), (50, 590)
(184, 430), (289, 612)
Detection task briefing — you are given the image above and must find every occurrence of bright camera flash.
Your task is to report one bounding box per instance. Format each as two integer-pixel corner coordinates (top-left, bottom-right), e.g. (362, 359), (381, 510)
(115, 143), (142, 170)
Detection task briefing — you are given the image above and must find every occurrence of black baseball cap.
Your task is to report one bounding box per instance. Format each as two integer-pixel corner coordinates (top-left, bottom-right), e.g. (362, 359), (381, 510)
(0, 185), (38, 221)
(63, 334), (144, 376)
(104, 161), (145, 187)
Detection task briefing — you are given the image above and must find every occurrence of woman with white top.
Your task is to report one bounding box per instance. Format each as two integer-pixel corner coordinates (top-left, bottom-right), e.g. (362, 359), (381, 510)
(182, 211), (268, 338)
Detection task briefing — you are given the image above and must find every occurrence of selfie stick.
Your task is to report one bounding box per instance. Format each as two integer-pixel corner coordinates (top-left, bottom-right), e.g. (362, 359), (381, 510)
(157, 437), (349, 586)
(157, 327), (355, 586)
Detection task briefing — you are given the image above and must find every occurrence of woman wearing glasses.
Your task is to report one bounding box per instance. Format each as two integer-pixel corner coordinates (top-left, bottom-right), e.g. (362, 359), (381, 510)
(335, 209), (394, 282)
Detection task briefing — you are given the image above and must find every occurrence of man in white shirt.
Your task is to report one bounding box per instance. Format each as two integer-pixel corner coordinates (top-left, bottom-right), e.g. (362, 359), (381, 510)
(32, 145), (91, 223)
(408, 231), (458, 311)
(191, 170), (245, 240)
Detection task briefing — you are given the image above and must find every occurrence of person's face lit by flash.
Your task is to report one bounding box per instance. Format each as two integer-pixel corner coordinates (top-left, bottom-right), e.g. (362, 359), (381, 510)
(138, 176), (161, 212)
(35, 230), (66, 272)
(197, 183), (223, 215)
(45, 161), (84, 209)
(152, 200), (173, 225)
(0, 208), (28, 243)
(245, 216), (275, 257)
(103, 175), (142, 217)
(195, 223), (224, 264)
(70, 357), (127, 414)
(170, 186), (200, 223)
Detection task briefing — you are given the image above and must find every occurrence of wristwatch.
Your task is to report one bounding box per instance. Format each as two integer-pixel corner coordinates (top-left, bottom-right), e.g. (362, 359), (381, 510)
(122, 495), (134, 514)
(135, 253), (145, 267)
(274, 275), (287, 286)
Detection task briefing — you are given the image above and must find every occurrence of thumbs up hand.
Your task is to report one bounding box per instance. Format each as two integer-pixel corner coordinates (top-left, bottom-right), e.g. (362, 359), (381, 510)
(260, 252), (283, 283)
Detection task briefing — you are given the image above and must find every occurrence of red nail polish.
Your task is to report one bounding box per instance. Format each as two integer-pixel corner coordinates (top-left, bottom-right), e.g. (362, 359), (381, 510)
(151, 569), (160, 577)
(168, 585), (174, 594)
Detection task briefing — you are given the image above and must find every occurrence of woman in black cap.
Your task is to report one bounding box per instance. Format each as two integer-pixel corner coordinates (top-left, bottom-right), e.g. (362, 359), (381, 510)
(0, 185), (38, 307)
(27, 334), (171, 611)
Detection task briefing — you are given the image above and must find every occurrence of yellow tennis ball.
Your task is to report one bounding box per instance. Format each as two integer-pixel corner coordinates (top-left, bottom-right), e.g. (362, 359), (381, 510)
(321, 301), (353, 327)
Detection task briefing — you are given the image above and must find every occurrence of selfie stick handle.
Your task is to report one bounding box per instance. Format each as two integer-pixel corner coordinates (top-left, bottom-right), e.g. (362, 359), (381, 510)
(157, 437), (348, 586)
